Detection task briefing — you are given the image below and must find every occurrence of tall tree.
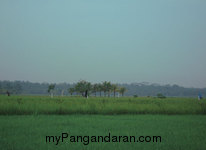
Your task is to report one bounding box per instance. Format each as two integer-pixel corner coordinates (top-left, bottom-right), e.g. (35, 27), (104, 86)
(119, 87), (126, 97)
(102, 81), (112, 97)
(92, 84), (98, 97)
(102, 81), (108, 97)
(75, 80), (92, 98)
(111, 84), (118, 97)
(106, 82), (112, 97)
(98, 83), (103, 97)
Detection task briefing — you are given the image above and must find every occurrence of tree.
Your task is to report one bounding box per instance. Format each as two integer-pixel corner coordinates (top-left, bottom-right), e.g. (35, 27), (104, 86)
(102, 81), (107, 97)
(119, 87), (126, 97)
(13, 83), (22, 94)
(157, 93), (166, 99)
(5, 82), (12, 96)
(75, 80), (92, 98)
(102, 81), (112, 97)
(6, 91), (10, 96)
(48, 84), (55, 98)
(97, 83), (103, 97)
(101, 81), (113, 97)
(111, 84), (118, 97)
(0, 82), (11, 95)
(106, 82), (112, 97)
(61, 89), (65, 97)
(68, 88), (75, 96)
(92, 84), (99, 97)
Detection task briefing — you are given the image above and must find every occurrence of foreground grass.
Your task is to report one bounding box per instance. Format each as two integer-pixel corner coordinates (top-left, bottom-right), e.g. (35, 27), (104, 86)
(0, 96), (206, 115)
(0, 95), (206, 115)
(0, 115), (206, 150)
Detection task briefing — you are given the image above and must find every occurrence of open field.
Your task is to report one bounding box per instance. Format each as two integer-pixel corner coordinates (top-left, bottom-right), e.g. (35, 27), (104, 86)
(0, 115), (206, 150)
(0, 95), (205, 115)
(0, 96), (206, 150)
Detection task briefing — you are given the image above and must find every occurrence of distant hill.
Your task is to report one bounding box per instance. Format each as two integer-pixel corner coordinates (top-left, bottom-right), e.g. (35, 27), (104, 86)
(0, 80), (205, 97)
(119, 83), (206, 97)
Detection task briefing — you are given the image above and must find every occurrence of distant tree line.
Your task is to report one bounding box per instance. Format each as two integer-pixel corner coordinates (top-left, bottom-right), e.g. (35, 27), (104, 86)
(67, 80), (126, 98)
(123, 83), (206, 97)
(0, 80), (205, 97)
(0, 81), (22, 96)
(47, 80), (126, 98)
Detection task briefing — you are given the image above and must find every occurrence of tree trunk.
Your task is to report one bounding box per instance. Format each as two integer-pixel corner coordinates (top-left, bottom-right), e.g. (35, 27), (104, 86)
(6, 91), (10, 96)
(85, 90), (88, 98)
(51, 92), (53, 98)
(61, 90), (64, 97)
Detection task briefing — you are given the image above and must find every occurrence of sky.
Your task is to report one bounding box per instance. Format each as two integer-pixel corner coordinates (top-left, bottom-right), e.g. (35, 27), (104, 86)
(0, 0), (206, 88)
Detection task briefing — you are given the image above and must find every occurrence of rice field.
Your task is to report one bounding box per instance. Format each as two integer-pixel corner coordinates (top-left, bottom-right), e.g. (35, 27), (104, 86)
(0, 95), (205, 115)
(0, 115), (206, 150)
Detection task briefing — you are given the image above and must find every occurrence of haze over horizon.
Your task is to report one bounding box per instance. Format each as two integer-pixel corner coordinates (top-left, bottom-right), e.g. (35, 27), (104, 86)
(1, 79), (206, 89)
(1, 0), (206, 88)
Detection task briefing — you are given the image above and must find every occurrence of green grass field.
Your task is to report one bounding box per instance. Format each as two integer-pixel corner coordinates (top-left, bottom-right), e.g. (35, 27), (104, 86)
(0, 95), (206, 115)
(0, 96), (206, 150)
(0, 115), (206, 150)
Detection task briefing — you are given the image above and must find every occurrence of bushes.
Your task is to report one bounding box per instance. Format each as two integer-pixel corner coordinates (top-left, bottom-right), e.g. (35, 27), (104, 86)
(133, 95), (138, 98)
(157, 93), (166, 99)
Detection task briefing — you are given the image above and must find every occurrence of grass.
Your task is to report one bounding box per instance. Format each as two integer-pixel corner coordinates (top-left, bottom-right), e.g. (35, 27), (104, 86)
(0, 115), (206, 150)
(0, 95), (205, 115)
(0, 96), (205, 150)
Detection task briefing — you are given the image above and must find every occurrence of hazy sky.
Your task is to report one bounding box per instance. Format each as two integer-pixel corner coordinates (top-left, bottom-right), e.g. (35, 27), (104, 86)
(0, 0), (206, 88)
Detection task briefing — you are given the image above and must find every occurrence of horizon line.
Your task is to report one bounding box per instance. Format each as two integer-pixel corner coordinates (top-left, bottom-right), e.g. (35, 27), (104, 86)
(0, 80), (205, 89)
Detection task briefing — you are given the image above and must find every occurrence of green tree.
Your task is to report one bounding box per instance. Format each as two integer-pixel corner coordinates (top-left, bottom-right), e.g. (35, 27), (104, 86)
(68, 88), (75, 96)
(102, 81), (112, 97)
(48, 84), (55, 98)
(97, 83), (103, 97)
(92, 84), (99, 97)
(5, 83), (12, 96)
(119, 87), (126, 97)
(75, 80), (92, 98)
(111, 84), (118, 97)
(102, 81), (107, 97)
(106, 82), (112, 97)
(157, 93), (166, 99)
(13, 83), (22, 94)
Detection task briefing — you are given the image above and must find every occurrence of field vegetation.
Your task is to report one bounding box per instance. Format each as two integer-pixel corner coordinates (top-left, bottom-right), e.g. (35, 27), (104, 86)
(0, 95), (205, 115)
(0, 115), (206, 150)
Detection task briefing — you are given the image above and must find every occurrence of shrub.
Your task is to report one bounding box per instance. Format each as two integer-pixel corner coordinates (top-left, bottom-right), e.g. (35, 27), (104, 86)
(157, 93), (166, 99)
